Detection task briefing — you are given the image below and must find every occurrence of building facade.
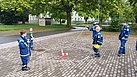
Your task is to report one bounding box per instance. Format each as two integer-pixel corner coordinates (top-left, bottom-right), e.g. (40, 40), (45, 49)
(28, 11), (94, 24)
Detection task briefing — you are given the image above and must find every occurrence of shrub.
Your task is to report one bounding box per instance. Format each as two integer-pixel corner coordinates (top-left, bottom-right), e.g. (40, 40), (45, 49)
(101, 26), (122, 32)
(101, 26), (111, 31)
(0, 9), (18, 25)
(110, 18), (121, 32)
(62, 19), (66, 23)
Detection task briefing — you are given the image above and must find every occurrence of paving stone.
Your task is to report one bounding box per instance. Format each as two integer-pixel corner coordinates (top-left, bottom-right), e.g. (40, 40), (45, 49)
(0, 31), (137, 77)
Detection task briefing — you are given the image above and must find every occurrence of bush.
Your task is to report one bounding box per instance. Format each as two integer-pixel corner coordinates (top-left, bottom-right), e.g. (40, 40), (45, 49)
(62, 20), (66, 23)
(101, 26), (111, 31)
(110, 18), (121, 32)
(0, 9), (18, 25)
(101, 26), (122, 32)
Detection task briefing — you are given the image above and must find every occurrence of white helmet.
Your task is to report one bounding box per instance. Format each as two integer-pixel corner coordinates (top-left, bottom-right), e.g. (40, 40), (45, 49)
(93, 22), (99, 25)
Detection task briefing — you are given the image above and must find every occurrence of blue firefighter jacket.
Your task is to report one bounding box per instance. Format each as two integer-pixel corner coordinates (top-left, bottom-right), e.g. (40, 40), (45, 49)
(93, 32), (103, 45)
(119, 24), (130, 40)
(18, 36), (29, 55)
(87, 25), (102, 38)
(87, 26), (97, 38)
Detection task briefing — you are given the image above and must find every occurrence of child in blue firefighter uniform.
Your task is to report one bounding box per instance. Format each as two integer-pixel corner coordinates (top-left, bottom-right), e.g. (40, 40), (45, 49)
(118, 21), (130, 57)
(92, 26), (103, 57)
(87, 22), (100, 38)
(18, 30), (30, 71)
(29, 28), (34, 50)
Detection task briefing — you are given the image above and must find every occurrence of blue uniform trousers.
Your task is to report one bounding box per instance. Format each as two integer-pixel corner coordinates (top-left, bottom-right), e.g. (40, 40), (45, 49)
(21, 56), (29, 67)
(29, 48), (31, 56)
(93, 46), (100, 57)
(136, 40), (137, 51)
(29, 40), (33, 49)
(118, 40), (126, 55)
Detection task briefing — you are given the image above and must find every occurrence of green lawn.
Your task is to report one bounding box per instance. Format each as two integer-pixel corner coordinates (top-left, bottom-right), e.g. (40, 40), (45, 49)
(0, 24), (69, 31)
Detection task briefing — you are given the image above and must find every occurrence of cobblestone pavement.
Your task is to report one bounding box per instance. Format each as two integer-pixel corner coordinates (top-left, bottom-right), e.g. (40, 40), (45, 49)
(0, 31), (137, 77)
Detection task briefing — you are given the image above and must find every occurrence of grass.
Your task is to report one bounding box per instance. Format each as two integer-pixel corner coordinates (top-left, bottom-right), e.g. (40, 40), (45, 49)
(0, 24), (69, 31)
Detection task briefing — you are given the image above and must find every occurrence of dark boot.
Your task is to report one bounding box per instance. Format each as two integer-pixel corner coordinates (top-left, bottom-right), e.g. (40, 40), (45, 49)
(31, 48), (34, 50)
(22, 67), (30, 71)
(95, 54), (100, 57)
(117, 54), (121, 57)
(134, 70), (137, 73)
(122, 52), (125, 54)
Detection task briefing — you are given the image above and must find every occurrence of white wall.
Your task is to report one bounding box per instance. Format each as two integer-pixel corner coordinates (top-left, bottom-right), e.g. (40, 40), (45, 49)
(28, 11), (95, 24)
(29, 14), (38, 24)
(71, 11), (85, 22)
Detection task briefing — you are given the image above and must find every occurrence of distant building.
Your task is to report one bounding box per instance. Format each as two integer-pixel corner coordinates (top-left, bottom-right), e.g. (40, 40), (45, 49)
(29, 14), (38, 24)
(71, 11), (84, 22)
(28, 11), (94, 24)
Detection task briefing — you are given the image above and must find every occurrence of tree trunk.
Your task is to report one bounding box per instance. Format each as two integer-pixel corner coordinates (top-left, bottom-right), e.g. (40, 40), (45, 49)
(22, 17), (26, 24)
(136, 18), (137, 23)
(60, 18), (62, 25)
(84, 17), (88, 23)
(66, 11), (71, 28)
(100, 18), (102, 24)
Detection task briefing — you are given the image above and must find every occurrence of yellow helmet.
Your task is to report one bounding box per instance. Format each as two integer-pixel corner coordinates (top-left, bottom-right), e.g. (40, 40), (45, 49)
(93, 44), (100, 49)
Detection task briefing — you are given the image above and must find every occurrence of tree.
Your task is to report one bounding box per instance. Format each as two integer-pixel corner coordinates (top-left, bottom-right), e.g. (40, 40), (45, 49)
(50, 10), (67, 25)
(129, 0), (137, 23)
(109, 0), (134, 21)
(76, 0), (98, 22)
(108, 0), (134, 31)
(76, 0), (135, 24)
(0, 8), (18, 25)
(31, 0), (81, 28)
(48, 0), (81, 28)
(0, 0), (31, 24)
(76, 0), (116, 24)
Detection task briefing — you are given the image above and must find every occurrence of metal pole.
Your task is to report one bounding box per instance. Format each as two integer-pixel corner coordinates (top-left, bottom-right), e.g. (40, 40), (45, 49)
(98, 0), (100, 23)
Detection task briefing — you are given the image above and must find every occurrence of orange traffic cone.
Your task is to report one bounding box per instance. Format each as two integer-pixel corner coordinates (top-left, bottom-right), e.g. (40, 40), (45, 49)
(59, 49), (69, 57)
